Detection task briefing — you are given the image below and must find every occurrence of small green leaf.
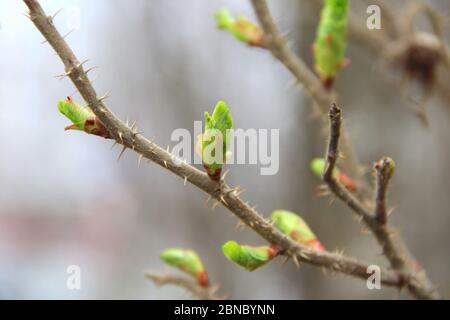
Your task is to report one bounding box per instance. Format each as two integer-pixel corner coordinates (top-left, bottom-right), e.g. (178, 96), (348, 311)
(57, 97), (110, 138)
(222, 241), (277, 271)
(271, 210), (325, 251)
(313, 0), (349, 88)
(160, 248), (209, 286)
(202, 100), (233, 180)
(310, 157), (356, 192)
(214, 9), (265, 47)
(383, 157), (395, 179)
(310, 158), (326, 177)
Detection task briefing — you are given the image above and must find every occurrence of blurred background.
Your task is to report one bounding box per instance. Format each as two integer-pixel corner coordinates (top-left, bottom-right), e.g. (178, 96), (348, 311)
(0, 0), (449, 299)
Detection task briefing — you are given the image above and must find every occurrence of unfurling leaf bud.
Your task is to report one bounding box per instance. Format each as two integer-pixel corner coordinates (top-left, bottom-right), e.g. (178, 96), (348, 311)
(313, 0), (349, 89)
(271, 210), (325, 252)
(214, 9), (265, 47)
(222, 241), (277, 271)
(374, 157), (395, 180)
(160, 248), (209, 287)
(202, 100), (233, 181)
(57, 96), (111, 139)
(310, 158), (356, 192)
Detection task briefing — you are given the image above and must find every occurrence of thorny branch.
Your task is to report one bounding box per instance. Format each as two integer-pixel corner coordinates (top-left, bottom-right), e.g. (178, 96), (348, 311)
(249, 0), (368, 196)
(374, 157), (394, 225)
(144, 272), (222, 300)
(323, 104), (440, 300)
(24, 0), (406, 293)
(251, 0), (441, 300)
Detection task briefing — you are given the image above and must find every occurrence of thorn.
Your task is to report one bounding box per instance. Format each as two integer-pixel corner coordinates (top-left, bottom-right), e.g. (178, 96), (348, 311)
(163, 160), (168, 168)
(138, 154), (144, 167)
(85, 65), (99, 74)
(76, 59), (89, 69)
(284, 79), (300, 91)
(22, 12), (31, 20)
(117, 146), (127, 162)
(387, 207), (395, 217)
(184, 176), (187, 186)
(98, 91), (111, 102)
(54, 72), (70, 80)
(89, 75), (99, 84)
(221, 169), (230, 181)
(282, 256), (290, 266)
(234, 220), (245, 230)
(212, 200), (220, 210)
(62, 29), (75, 40)
(235, 188), (245, 197)
(50, 8), (63, 22)
(130, 120), (138, 131)
(316, 189), (331, 197)
(111, 141), (118, 149)
(220, 195), (228, 206)
(292, 255), (300, 269)
(133, 131), (144, 137)
(328, 196), (336, 206)
(118, 131), (123, 144)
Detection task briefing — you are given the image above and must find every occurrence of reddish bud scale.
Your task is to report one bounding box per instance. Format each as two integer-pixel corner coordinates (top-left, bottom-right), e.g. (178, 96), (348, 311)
(290, 230), (301, 243)
(307, 239), (326, 252)
(203, 164), (221, 181)
(267, 246), (279, 259)
(196, 270), (209, 287)
(336, 172), (356, 192)
(84, 117), (111, 139)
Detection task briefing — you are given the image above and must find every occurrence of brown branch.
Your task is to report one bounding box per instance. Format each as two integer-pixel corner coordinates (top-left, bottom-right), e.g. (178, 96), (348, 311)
(374, 157), (394, 225)
(145, 272), (222, 300)
(323, 103), (440, 300)
(249, 0), (368, 194)
(24, 0), (405, 291)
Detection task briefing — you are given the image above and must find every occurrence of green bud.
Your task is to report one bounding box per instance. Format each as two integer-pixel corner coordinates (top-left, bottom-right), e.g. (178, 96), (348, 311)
(310, 157), (357, 192)
(313, 0), (348, 88)
(160, 248), (209, 286)
(202, 100), (233, 180)
(310, 158), (326, 177)
(384, 157), (395, 179)
(222, 241), (277, 271)
(57, 97), (110, 138)
(271, 210), (325, 251)
(214, 9), (265, 47)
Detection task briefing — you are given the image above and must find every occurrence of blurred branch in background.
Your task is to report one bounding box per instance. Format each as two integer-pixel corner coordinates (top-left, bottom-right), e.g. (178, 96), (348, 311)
(145, 272), (222, 300)
(322, 104), (439, 299)
(250, 0), (370, 198)
(322, 0), (450, 124)
(250, 0), (441, 299)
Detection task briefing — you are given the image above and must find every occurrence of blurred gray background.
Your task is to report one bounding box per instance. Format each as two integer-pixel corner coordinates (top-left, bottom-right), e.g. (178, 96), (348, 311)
(0, 0), (449, 299)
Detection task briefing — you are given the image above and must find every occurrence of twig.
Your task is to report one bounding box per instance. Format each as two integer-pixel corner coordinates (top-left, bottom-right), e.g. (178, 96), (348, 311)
(374, 157), (394, 225)
(145, 272), (221, 300)
(249, 0), (368, 193)
(323, 103), (440, 300)
(24, 0), (405, 291)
